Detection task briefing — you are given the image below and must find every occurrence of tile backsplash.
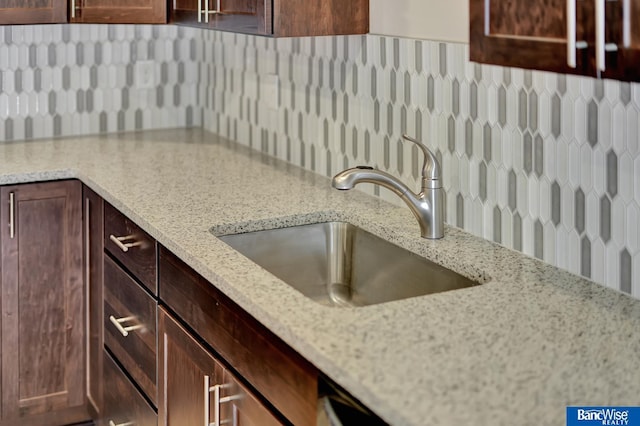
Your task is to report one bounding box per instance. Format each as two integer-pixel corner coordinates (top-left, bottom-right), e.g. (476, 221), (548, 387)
(1, 25), (639, 297)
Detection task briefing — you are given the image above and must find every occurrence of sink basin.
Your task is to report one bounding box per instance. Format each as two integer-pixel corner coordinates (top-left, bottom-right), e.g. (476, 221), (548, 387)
(219, 222), (480, 307)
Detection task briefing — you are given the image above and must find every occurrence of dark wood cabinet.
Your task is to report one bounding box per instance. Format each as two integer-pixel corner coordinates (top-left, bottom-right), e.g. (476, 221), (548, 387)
(170, 0), (369, 37)
(70, 0), (166, 24)
(0, 180), (88, 426)
(470, 0), (640, 81)
(158, 308), (283, 426)
(159, 247), (318, 426)
(0, 0), (67, 24)
(84, 185), (104, 418)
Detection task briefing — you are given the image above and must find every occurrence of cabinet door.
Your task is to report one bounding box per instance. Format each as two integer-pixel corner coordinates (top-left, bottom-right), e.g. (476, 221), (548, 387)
(0, 0), (67, 24)
(470, 0), (595, 75)
(71, 0), (166, 24)
(601, 0), (640, 81)
(170, 0), (270, 34)
(83, 185), (104, 417)
(220, 371), (282, 426)
(158, 308), (226, 426)
(0, 181), (85, 422)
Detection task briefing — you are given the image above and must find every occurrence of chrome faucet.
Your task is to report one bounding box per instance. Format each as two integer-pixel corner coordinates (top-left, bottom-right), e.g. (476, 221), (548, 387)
(332, 134), (444, 239)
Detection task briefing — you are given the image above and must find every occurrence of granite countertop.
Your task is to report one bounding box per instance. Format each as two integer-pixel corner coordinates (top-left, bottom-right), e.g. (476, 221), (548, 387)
(1, 129), (639, 426)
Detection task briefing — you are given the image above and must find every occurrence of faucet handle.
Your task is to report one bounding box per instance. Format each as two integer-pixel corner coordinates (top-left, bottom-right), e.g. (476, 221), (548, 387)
(402, 134), (441, 189)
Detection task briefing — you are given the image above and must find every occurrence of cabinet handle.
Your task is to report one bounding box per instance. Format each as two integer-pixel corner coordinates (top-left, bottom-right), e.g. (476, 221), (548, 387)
(70, 0), (81, 18)
(596, 0), (606, 71)
(623, 0), (631, 48)
(109, 315), (143, 337)
(201, 0), (222, 23)
(8, 192), (14, 239)
(109, 234), (141, 252)
(108, 421), (134, 426)
(566, 0), (588, 68)
(204, 378), (236, 426)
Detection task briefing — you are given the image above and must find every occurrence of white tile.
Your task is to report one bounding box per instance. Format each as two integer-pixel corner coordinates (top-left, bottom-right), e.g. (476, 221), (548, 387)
(580, 143), (593, 191)
(458, 155), (470, 196)
(593, 147), (606, 196)
(517, 170), (529, 218)
(555, 137), (569, 184)
(627, 202), (640, 252)
(539, 176), (551, 223)
(592, 238), (606, 284)
(611, 198), (626, 247)
(605, 244), (619, 290)
(522, 214), (534, 257)
(561, 96), (575, 141)
(567, 229), (581, 275)
(543, 221), (556, 264)
(585, 192), (600, 239)
(561, 183), (574, 229)
(502, 207), (513, 248)
(528, 176), (539, 218)
(611, 103), (626, 153)
(619, 153), (634, 202)
(573, 98), (587, 144)
(568, 141), (581, 188)
(626, 106), (639, 156)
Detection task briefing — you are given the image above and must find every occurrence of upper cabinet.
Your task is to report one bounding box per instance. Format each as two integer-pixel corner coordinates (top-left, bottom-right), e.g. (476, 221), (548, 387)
(170, 0), (369, 37)
(0, 0), (166, 25)
(470, 0), (640, 82)
(0, 0), (67, 24)
(69, 0), (166, 24)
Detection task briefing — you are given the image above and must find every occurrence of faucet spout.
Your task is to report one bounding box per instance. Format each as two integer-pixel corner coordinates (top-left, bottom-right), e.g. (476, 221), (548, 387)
(331, 135), (445, 239)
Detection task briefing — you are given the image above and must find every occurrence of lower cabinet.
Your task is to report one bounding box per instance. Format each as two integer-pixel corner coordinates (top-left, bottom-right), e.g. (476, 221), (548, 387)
(0, 180), (88, 426)
(103, 350), (157, 426)
(158, 308), (282, 426)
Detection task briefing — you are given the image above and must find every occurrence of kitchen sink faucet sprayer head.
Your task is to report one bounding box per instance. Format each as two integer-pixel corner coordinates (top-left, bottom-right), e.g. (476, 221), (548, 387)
(331, 134), (444, 239)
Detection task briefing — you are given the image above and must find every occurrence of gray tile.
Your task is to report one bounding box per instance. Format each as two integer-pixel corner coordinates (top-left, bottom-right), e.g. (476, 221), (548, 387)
(186, 106), (193, 127)
(326, 150), (332, 177)
(352, 63), (358, 95)
(99, 111), (108, 133)
(575, 188), (585, 234)
(551, 94), (562, 138)
(414, 41), (423, 73)
(340, 124), (346, 154)
(513, 212), (522, 251)
(523, 70), (532, 88)
(161, 62), (169, 85)
(4, 117), (13, 141)
(470, 82), (478, 120)
(323, 119), (329, 149)
(86, 89), (94, 113)
(534, 134), (544, 177)
(447, 115), (456, 153)
(29, 44), (37, 68)
(397, 137), (404, 174)
(48, 43), (56, 67)
(77, 42), (85, 66)
(465, 119), (473, 157)
(343, 93), (349, 123)
(24, 117), (33, 139)
(62, 66), (71, 90)
(76, 89), (85, 113)
(387, 103), (394, 135)
(557, 74), (567, 95)
(474, 63), (482, 82)
(508, 169), (517, 211)
(620, 249), (632, 293)
(427, 76), (435, 112)
(518, 89), (528, 131)
(439, 43), (447, 77)
(404, 71), (411, 105)
(122, 87), (130, 110)
(393, 38), (400, 69)
(178, 62), (185, 84)
(502, 68), (511, 86)
(379, 37), (387, 68)
(594, 79), (604, 102)
(315, 87), (321, 116)
(400, 106), (407, 134)
(305, 86), (311, 114)
(551, 181), (561, 226)
(90, 66), (98, 89)
(529, 90), (538, 131)
(126, 64), (134, 87)
(14, 69), (22, 94)
(135, 109), (144, 130)
(370, 67), (377, 99)
(456, 193), (464, 227)
(620, 82), (631, 105)
(498, 86), (507, 127)
(117, 111), (125, 131)
(310, 145), (316, 172)
(600, 195), (611, 243)
(581, 236), (591, 278)
(452, 79), (460, 117)
(384, 136), (390, 169)
(606, 149), (618, 198)
(411, 144), (420, 180)
(479, 161), (487, 201)
(352, 127), (358, 158)
(523, 132), (533, 175)
(365, 130), (371, 162)
(156, 86), (164, 108)
(34, 69), (41, 92)
(374, 100), (380, 133)
(534, 219), (543, 259)
(493, 206), (502, 243)
(53, 115), (62, 136)
(390, 70), (397, 102)
(48, 92), (56, 114)
(415, 109), (423, 142)
(483, 124), (492, 162)
(587, 100), (598, 147)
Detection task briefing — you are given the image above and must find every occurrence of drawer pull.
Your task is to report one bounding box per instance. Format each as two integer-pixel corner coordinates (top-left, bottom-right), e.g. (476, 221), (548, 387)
(109, 234), (141, 253)
(9, 192), (15, 239)
(108, 421), (134, 426)
(205, 378), (234, 426)
(109, 315), (143, 337)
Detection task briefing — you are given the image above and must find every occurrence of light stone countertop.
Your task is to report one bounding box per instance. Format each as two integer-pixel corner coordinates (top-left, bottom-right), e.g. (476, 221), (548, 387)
(1, 129), (639, 426)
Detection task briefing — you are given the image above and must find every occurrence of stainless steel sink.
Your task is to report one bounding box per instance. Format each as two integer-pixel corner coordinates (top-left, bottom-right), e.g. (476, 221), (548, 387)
(219, 222), (480, 307)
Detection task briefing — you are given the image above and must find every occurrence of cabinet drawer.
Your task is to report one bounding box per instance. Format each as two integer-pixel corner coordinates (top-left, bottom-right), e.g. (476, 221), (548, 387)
(159, 247), (317, 426)
(104, 255), (157, 406)
(104, 202), (157, 294)
(103, 350), (157, 426)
